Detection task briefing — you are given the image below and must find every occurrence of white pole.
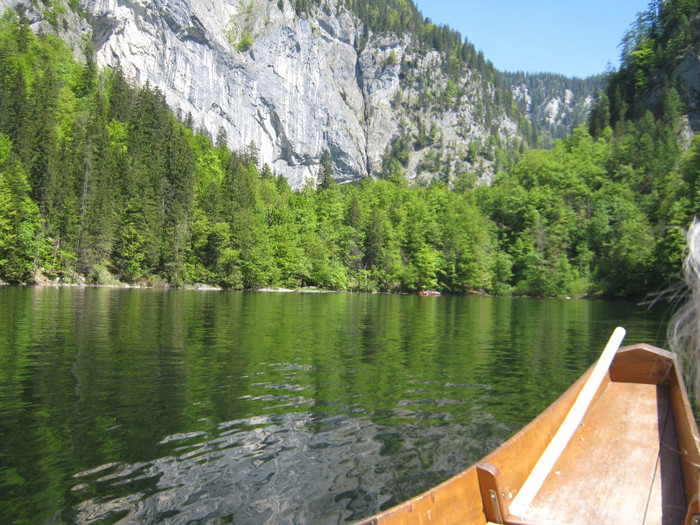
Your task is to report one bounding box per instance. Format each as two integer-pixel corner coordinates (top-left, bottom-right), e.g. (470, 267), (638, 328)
(509, 327), (626, 517)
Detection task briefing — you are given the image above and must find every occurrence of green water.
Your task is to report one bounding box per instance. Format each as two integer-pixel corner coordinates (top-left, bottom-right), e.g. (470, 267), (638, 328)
(0, 287), (670, 524)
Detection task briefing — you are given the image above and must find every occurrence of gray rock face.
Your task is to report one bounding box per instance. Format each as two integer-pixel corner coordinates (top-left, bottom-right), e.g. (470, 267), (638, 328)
(84, 0), (371, 188)
(673, 52), (700, 134)
(504, 73), (604, 146)
(0, 0), (92, 60)
(0, 0), (524, 187)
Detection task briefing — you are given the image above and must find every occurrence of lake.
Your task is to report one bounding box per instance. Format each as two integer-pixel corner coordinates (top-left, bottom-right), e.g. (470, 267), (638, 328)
(0, 286), (671, 524)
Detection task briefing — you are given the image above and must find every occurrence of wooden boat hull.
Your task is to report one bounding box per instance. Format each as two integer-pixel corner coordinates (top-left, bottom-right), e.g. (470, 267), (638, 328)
(356, 343), (700, 525)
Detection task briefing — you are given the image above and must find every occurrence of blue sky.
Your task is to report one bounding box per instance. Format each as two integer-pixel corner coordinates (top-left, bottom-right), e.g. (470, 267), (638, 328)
(410, 0), (651, 78)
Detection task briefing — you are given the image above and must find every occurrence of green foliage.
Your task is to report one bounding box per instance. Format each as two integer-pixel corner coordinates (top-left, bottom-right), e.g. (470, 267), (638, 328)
(0, 133), (40, 282)
(317, 148), (335, 190)
(112, 209), (146, 282)
(598, 0), (699, 128)
(0, 8), (694, 299)
(226, 1), (255, 50)
(588, 92), (610, 138)
(236, 32), (253, 52)
(294, 0), (312, 16)
(477, 115), (695, 298)
(503, 72), (606, 147)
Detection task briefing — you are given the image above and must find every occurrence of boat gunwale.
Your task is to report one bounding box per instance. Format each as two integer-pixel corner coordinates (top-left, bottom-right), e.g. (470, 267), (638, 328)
(355, 343), (700, 525)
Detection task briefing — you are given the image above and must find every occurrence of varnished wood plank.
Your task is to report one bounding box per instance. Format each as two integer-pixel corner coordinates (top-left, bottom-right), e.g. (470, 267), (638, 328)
(357, 341), (700, 525)
(509, 327), (626, 517)
(355, 364), (595, 525)
(609, 343), (700, 511)
(484, 366), (596, 512)
(684, 497), (699, 525)
(643, 398), (687, 525)
(477, 462), (508, 523)
(522, 383), (681, 524)
(354, 467), (487, 525)
(668, 362), (700, 508)
(610, 344), (674, 385)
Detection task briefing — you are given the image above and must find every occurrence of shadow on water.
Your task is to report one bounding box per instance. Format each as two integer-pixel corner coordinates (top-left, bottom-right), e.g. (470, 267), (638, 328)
(0, 288), (670, 524)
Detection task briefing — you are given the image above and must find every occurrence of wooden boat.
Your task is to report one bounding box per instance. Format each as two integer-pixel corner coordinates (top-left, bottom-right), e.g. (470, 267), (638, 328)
(357, 328), (700, 525)
(417, 290), (441, 296)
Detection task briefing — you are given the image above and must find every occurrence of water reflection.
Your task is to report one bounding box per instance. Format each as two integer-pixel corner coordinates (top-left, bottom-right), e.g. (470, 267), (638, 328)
(68, 405), (510, 524)
(0, 287), (669, 523)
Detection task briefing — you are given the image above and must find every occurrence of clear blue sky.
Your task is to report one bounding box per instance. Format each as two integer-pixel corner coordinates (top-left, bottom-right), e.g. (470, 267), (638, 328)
(410, 0), (651, 78)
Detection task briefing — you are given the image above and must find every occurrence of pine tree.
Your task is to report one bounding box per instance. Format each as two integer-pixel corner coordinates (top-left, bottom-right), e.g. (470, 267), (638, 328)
(107, 66), (132, 123)
(216, 126), (227, 149)
(318, 148), (335, 190)
(0, 133), (41, 282)
(588, 92), (610, 138)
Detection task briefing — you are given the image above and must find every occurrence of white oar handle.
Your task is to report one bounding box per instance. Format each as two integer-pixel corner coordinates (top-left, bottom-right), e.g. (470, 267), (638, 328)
(509, 327), (626, 517)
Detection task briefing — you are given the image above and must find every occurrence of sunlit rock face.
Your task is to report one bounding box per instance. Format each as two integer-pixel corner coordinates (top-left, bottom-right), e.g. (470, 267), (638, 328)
(0, 0), (525, 187)
(84, 0), (370, 188)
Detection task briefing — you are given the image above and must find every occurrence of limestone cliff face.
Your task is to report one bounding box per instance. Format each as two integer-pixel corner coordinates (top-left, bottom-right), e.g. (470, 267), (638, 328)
(86, 0), (369, 188)
(503, 72), (605, 146)
(0, 0), (525, 186)
(674, 51), (700, 133)
(637, 40), (700, 143)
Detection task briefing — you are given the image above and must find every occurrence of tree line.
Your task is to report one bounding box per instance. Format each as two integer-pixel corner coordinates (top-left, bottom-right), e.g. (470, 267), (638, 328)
(0, 6), (698, 298)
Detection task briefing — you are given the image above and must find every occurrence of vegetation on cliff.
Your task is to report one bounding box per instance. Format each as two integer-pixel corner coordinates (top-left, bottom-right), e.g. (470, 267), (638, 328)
(1, 0), (699, 298)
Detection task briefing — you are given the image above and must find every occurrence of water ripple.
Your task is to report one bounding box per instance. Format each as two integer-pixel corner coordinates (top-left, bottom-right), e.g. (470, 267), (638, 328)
(64, 405), (505, 524)
(1, 288), (667, 525)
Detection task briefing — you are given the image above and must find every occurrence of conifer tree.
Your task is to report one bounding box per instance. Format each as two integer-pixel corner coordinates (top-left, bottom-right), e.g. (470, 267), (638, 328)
(318, 148), (335, 190)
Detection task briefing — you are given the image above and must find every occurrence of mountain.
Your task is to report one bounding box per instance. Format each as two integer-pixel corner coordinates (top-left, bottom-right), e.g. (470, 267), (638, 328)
(1, 0), (699, 297)
(502, 72), (605, 148)
(0, 0), (542, 187)
(589, 1), (700, 141)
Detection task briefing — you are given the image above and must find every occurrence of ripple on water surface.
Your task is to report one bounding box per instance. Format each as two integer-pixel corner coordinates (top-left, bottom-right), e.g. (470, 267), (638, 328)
(0, 288), (669, 524)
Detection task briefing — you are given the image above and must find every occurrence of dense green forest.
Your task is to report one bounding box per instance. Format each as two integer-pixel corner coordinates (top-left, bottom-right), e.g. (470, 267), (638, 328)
(0, 1), (699, 298)
(590, 0), (699, 132)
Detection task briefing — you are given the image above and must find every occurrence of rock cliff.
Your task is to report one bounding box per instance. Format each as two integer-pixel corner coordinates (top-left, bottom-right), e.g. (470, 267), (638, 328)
(502, 72), (605, 147)
(85, 0), (372, 188)
(0, 0), (536, 186)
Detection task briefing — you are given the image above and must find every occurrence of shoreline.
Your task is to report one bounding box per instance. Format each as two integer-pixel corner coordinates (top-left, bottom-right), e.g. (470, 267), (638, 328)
(4, 279), (354, 294)
(0, 280), (601, 300)
(1, 271), (597, 299)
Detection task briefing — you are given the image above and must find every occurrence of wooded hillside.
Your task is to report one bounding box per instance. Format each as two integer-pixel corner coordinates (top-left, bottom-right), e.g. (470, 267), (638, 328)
(1, 1), (699, 298)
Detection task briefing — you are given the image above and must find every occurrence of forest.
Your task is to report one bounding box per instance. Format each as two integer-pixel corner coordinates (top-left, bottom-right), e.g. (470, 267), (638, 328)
(0, 0), (699, 298)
